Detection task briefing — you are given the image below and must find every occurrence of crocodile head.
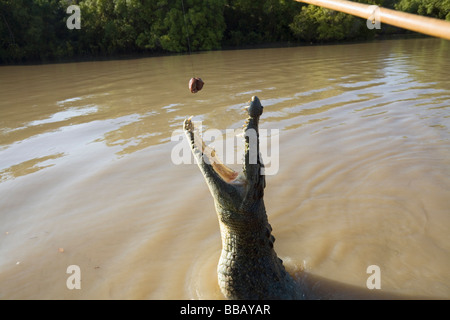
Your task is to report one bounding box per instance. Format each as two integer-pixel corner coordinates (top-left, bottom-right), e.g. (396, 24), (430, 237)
(183, 95), (265, 216)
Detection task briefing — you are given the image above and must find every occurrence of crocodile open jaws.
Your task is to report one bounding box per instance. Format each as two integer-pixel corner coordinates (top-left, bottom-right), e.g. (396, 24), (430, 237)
(184, 96), (303, 300)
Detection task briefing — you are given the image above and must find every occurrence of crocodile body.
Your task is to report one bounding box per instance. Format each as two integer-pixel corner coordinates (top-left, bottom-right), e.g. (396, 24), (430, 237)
(184, 96), (303, 300)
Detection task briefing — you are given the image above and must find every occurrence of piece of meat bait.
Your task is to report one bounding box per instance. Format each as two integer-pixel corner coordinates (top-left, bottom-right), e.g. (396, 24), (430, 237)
(189, 77), (204, 93)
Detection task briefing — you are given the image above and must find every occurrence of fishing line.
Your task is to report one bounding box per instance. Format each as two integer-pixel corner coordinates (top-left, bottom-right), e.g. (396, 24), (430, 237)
(180, 0), (195, 77)
(181, 0), (205, 93)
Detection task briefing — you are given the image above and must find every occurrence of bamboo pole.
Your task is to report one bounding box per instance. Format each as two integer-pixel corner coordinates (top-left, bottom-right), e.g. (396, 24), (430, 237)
(294, 0), (450, 40)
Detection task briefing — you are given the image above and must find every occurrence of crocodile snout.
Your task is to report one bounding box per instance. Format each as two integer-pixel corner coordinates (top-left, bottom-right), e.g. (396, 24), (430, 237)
(247, 96), (263, 118)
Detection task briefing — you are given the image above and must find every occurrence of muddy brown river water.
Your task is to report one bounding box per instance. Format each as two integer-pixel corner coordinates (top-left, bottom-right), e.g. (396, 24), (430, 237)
(0, 38), (449, 299)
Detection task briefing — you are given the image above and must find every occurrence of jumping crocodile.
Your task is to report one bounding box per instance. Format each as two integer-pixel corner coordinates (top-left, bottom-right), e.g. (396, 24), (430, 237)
(184, 96), (303, 300)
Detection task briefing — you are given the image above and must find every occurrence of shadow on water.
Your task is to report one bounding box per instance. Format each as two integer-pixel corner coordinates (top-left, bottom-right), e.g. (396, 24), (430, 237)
(293, 272), (441, 300)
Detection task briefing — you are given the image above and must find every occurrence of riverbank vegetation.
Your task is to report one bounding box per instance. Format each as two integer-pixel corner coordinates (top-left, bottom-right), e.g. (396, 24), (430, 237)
(1, 0), (449, 64)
